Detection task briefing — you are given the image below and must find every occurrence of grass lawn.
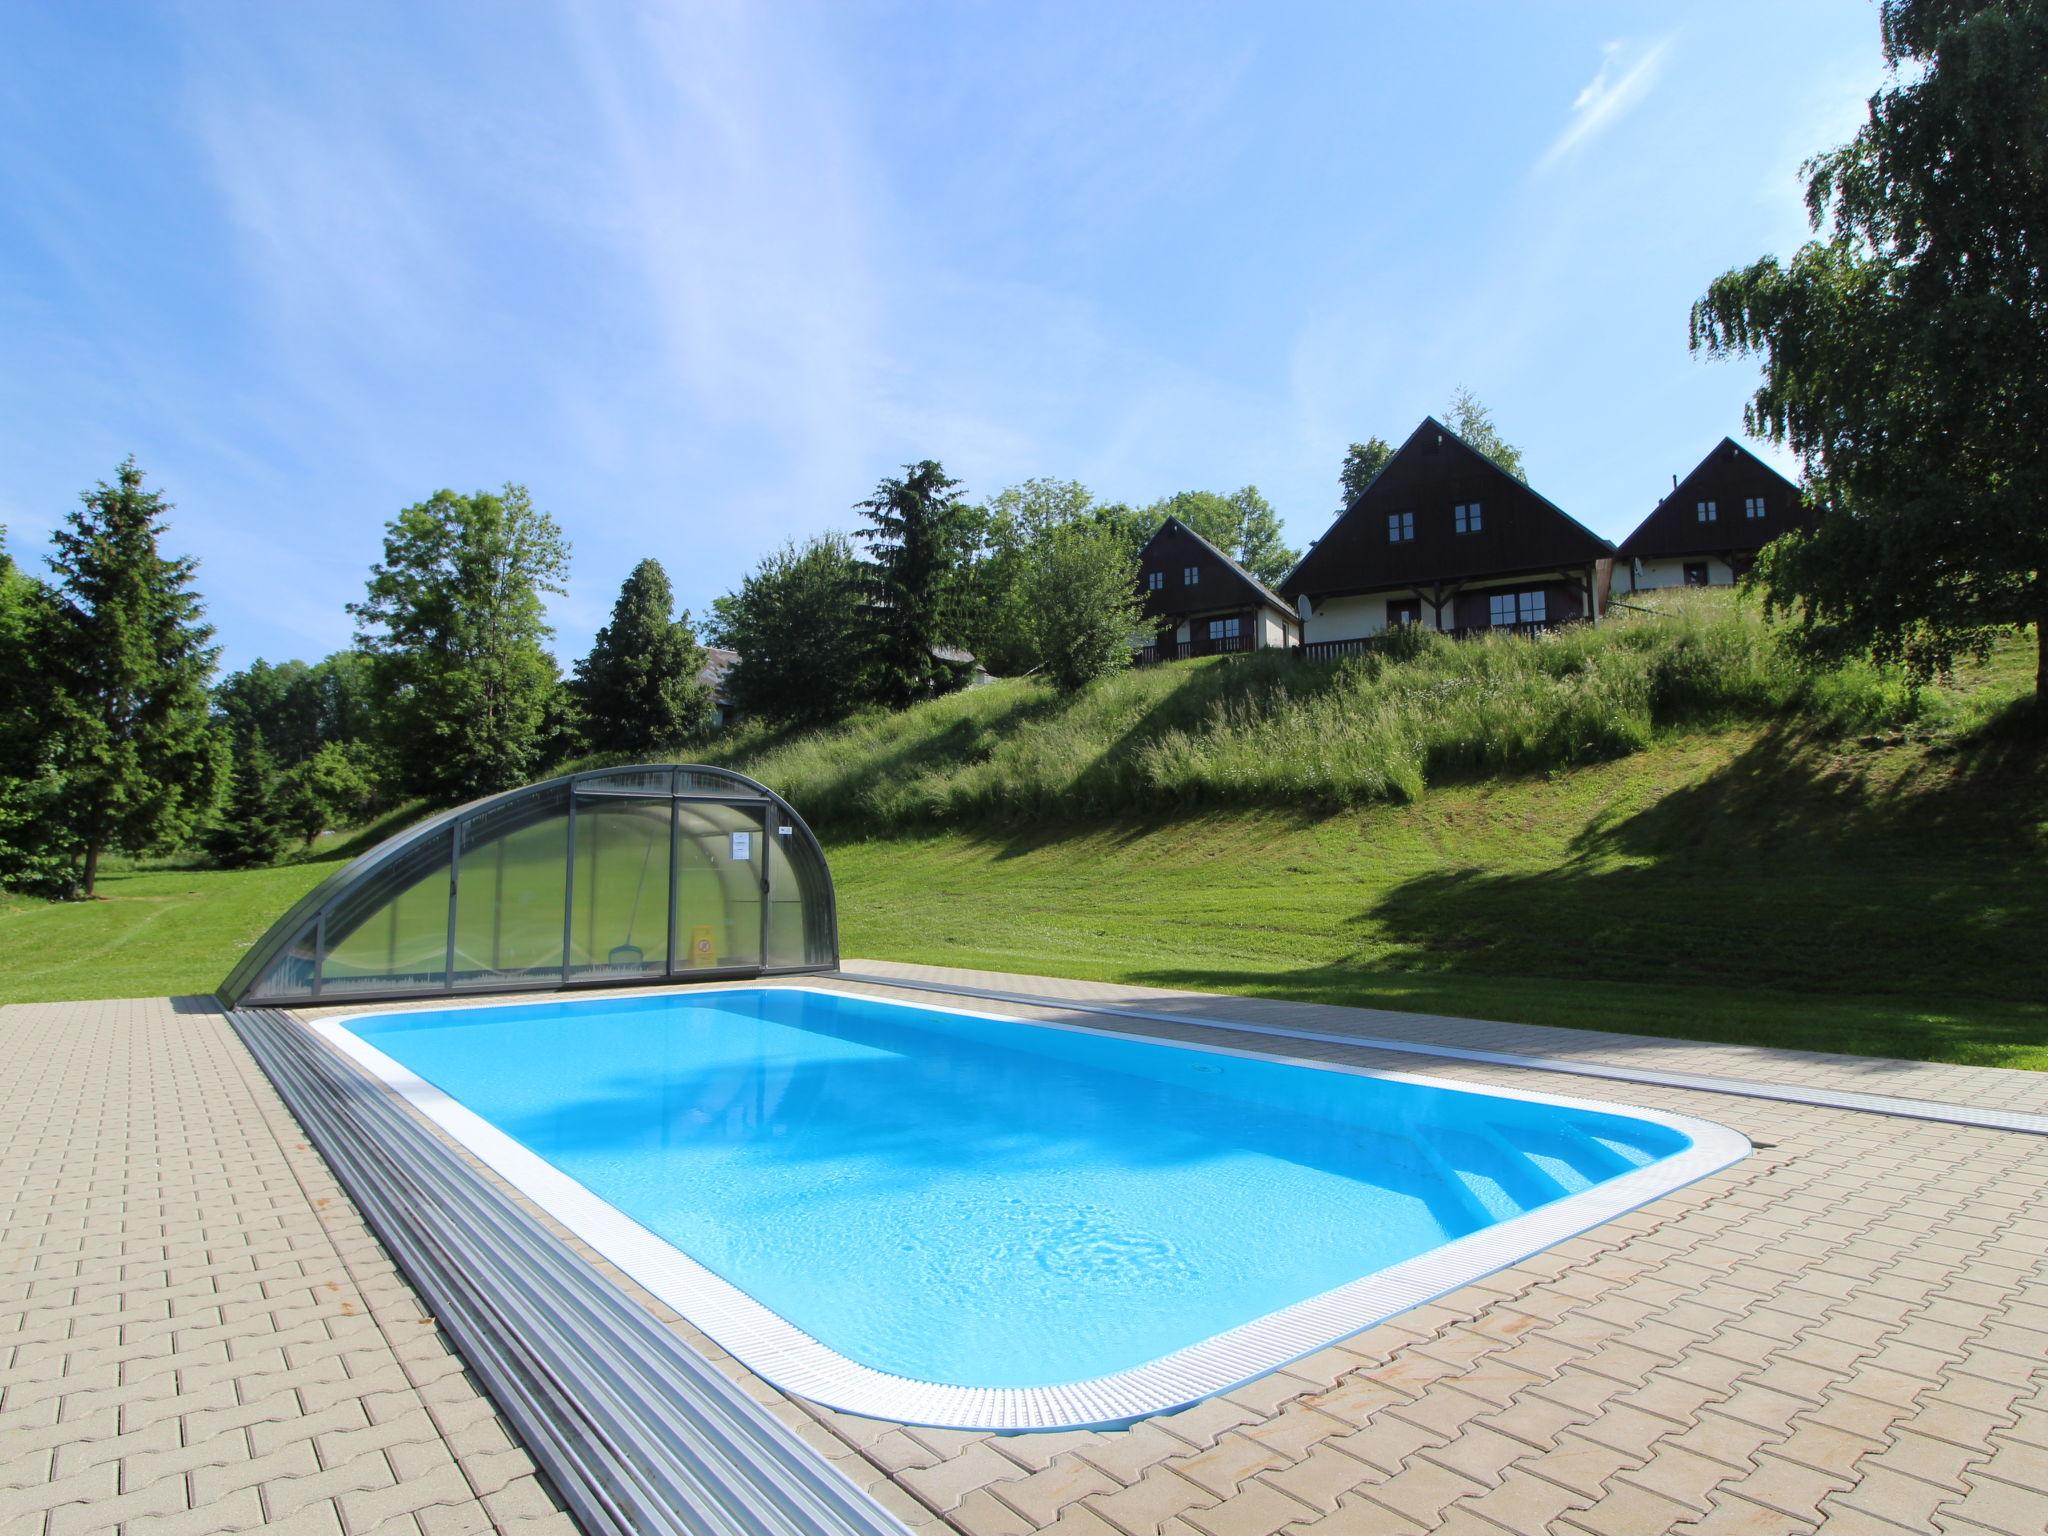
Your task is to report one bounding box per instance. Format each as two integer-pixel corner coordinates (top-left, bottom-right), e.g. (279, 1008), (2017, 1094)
(0, 859), (336, 1004)
(5, 651), (2041, 1072)
(833, 722), (2048, 1070)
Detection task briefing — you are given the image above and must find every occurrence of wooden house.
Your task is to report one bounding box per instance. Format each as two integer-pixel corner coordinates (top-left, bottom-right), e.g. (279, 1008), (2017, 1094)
(1133, 517), (1300, 662)
(1280, 418), (1613, 656)
(1617, 439), (1810, 591)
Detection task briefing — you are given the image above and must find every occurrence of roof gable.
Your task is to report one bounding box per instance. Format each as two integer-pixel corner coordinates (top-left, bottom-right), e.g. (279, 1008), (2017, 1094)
(1281, 418), (1612, 600)
(1616, 438), (1811, 560)
(1135, 517), (1295, 620)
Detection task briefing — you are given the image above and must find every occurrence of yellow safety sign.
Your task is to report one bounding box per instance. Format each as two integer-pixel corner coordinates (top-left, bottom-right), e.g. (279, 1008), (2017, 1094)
(688, 924), (718, 968)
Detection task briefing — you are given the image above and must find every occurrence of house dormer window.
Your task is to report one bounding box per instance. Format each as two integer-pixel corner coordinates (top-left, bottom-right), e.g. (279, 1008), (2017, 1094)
(1387, 512), (1415, 543)
(1744, 496), (1766, 520)
(1454, 502), (1482, 534)
(1147, 570), (1164, 590)
(1182, 565), (1200, 585)
(1697, 500), (1718, 523)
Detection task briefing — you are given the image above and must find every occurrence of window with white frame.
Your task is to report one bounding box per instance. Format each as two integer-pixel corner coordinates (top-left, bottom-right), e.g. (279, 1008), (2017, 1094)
(1387, 511), (1415, 542)
(1697, 500), (1718, 522)
(1182, 565), (1200, 585)
(1146, 570), (1164, 590)
(1744, 496), (1766, 520)
(1517, 589), (1547, 624)
(1454, 501), (1482, 534)
(1207, 617), (1241, 640)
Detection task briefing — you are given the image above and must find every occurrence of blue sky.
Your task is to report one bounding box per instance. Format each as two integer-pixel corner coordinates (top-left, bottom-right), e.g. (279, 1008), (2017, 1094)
(2, 1), (1888, 672)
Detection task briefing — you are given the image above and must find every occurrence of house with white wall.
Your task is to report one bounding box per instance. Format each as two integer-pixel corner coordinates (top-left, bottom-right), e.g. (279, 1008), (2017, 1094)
(1280, 418), (1613, 655)
(1133, 517), (1300, 661)
(1618, 438), (1810, 591)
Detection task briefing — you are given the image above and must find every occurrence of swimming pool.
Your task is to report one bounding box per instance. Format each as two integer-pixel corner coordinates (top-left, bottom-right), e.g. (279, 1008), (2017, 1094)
(317, 985), (1747, 1429)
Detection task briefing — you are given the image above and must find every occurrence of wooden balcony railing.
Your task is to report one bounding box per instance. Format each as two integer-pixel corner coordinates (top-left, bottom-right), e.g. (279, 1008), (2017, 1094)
(1133, 633), (1254, 665)
(1300, 619), (1571, 663)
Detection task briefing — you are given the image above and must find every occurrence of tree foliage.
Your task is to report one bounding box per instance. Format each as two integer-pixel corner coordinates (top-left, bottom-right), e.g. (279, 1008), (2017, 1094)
(206, 732), (287, 869)
(215, 651), (380, 765)
(1140, 487), (1298, 586)
(957, 479), (1142, 676)
(1339, 438), (1395, 513)
(1023, 518), (1147, 691)
(574, 558), (713, 754)
(855, 460), (979, 706)
(349, 485), (570, 803)
(279, 741), (381, 847)
(1443, 388), (1526, 482)
(1691, 0), (2048, 697)
(708, 533), (868, 725)
(40, 459), (224, 896)
(0, 530), (74, 895)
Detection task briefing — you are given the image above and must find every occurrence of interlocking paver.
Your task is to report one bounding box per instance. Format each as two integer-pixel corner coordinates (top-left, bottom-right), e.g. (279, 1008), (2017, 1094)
(13, 977), (2048, 1536)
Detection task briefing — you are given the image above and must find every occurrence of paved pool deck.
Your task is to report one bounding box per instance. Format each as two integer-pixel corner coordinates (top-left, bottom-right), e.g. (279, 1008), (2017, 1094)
(5, 966), (2047, 1536)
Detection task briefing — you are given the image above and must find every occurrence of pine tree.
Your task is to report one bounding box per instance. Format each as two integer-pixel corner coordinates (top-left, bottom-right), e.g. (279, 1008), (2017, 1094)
(43, 459), (224, 896)
(855, 460), (977, 707)
(206, 732), (287, 869)
(574, 559), (713, 754)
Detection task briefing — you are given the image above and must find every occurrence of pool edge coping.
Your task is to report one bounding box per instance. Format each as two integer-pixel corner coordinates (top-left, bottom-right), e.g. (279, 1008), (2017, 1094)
(306, 982), (1752, 1432)
(833, 970), (2048, 1139)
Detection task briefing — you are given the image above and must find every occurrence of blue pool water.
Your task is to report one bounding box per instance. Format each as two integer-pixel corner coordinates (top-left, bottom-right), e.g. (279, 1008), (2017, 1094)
(340, 988), (1693, 1388)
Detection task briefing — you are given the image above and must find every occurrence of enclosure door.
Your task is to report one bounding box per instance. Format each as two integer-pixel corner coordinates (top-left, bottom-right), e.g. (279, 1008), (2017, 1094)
(670, 800), (768, 974)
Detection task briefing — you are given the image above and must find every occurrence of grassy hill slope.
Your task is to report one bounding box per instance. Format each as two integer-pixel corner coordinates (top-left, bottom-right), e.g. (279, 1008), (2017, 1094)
(4, 596), (2039, 1068)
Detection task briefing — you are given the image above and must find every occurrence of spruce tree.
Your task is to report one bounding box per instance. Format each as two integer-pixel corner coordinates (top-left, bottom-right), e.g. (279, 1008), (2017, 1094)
(855, 460), (977, 706)
(43, 459), (224, 896)
(574, 559), (713, 754)
(0, 529), (74, 896)
(207, 732), (287, 868)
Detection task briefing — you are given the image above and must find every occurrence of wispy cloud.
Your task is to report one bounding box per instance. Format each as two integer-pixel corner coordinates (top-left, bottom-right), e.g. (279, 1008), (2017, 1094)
(1538, 37), (1674, 172)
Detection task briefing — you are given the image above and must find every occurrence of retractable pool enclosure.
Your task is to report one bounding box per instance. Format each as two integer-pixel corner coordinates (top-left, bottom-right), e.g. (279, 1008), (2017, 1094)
(219, 765), (837, 1008)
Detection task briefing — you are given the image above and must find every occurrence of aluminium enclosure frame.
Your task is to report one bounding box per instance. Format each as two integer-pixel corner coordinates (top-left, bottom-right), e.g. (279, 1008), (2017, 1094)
(218, 764), (838, 1009)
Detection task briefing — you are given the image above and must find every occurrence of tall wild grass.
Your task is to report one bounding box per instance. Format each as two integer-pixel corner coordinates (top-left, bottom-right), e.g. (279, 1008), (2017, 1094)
(696, 590), (1928, 831)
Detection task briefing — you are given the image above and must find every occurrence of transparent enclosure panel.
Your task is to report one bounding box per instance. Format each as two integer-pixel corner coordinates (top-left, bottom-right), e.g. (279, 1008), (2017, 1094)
(579, 769), (674, 795)
(453, 793), (569, 986)
(252, 923), (319, 1001)
(321, 830), (453, 994)
(568, 797), (672, 978)
(765, 824), (813, 969)
(675, 802), (764, 970)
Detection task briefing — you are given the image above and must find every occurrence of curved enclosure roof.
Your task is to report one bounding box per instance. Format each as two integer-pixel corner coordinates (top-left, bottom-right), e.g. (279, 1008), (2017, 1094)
(220, 765), (838, 1008)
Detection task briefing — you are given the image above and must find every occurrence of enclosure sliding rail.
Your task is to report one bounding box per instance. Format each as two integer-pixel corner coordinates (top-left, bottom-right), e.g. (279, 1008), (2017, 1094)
(228, 1006), (909, 1536)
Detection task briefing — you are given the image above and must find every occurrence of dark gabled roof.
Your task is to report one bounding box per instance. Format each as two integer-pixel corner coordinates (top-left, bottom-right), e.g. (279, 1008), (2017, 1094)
(1137, 516), (1298, 620)
(1280, 417), (1612, 601)
(1616, 438), (1810, 561)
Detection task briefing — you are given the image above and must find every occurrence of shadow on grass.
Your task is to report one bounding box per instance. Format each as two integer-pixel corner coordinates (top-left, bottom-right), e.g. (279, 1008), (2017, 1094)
(1105, 724), (2045, 1067)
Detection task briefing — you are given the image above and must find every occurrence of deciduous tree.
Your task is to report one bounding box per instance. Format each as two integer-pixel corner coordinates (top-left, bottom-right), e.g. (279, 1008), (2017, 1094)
(708, 534), (867, 724)
(349, 485), (570, 802)
(1443, 388), (1526, 482)
(1024, 519), (1146, 691)
(1692, 0), (2048, 698)
(1339, 438), (1395, 512)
